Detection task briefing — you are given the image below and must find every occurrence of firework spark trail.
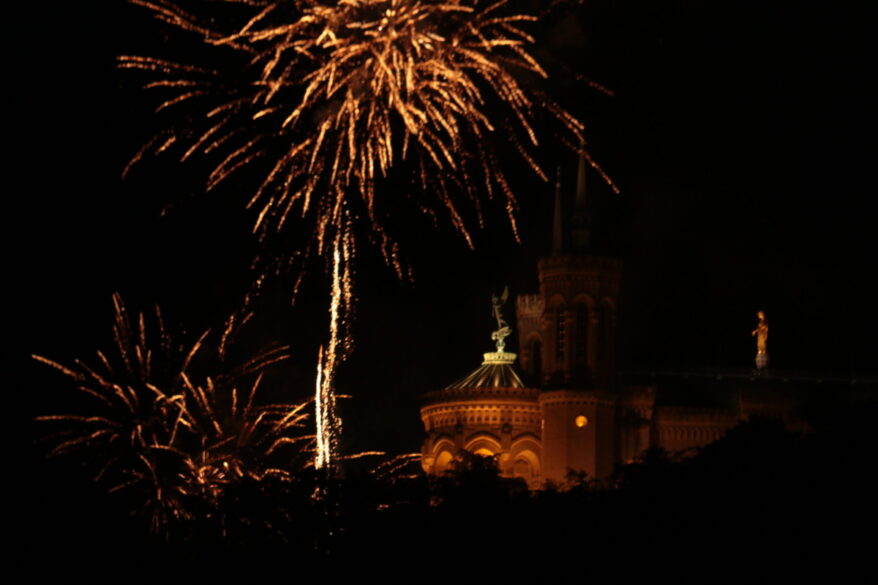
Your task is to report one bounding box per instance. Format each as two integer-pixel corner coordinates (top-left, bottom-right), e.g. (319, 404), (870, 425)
(122, 0), (614, 469)
(315, 222), (355, 470)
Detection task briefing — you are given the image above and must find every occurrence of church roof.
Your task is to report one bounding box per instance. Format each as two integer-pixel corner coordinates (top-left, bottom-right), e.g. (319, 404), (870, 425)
(444, 352), (526, 390)
(421, 351), (539, 406)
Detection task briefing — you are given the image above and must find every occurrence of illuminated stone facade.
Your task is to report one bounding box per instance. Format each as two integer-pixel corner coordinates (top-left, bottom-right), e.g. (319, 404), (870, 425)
(421, 244), (638, 486)
(420, 246), (796, 485)
(517, 255), (620, 390)
(420, 161), (795, 486)
(420, 351), (543, 485)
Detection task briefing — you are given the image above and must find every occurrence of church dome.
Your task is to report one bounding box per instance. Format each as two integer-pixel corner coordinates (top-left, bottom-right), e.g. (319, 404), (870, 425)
(420, 349), (542, 481)
(422, 351), (538, 406)
(445, 351), (526, 390)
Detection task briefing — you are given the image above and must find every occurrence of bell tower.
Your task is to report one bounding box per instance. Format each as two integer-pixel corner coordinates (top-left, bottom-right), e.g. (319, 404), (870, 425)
(517, 155), (622, 482)
(517, 155), (621, 389)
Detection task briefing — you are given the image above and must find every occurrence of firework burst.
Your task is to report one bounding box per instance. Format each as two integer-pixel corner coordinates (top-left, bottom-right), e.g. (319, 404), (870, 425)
(35, 295), (311, 535)
(121, 0), (611, 470)
(122, 0), (604, 250)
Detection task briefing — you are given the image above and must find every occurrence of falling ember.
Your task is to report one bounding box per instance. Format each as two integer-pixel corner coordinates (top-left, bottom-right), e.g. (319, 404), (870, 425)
(122, 0), (614, 468)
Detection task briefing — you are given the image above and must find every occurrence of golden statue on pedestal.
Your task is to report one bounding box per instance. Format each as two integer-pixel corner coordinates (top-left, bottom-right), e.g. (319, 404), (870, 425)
(751, 310), (769, 370)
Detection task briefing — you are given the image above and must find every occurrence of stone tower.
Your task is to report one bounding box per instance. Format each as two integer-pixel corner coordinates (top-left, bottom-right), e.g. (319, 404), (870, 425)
(516, 157), (621, 390)
(517, 155), (622, 483)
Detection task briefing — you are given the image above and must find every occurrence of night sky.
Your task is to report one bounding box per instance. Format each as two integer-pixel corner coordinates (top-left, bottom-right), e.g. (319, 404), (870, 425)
(19, 1), (877, 459)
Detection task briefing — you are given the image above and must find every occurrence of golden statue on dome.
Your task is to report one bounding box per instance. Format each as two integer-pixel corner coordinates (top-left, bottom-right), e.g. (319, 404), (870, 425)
(491, 286), (512, 353)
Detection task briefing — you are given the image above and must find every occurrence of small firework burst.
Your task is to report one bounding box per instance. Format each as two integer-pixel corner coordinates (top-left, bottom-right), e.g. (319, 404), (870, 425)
(35, 294), (311, 535)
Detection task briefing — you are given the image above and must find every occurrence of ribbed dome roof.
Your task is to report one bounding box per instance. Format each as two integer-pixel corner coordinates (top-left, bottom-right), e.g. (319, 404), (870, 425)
(444, 352), (525, 390)
(421, 351), (539, 407)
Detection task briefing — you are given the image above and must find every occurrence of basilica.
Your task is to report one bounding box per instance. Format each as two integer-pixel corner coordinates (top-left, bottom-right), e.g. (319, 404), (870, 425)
(419, 157), (800, 486)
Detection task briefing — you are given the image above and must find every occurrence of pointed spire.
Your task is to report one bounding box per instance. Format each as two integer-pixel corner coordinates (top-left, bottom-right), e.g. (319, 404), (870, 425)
(575, 152), (587, 211)
(552, 166), (563, 254)
(570, 152), (591, 251)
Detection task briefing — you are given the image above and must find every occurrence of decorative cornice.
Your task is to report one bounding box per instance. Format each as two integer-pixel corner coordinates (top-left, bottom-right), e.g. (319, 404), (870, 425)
(539, 389), (617, 407)
(482, 351), (516, 364)
(422, 386), (541, 406)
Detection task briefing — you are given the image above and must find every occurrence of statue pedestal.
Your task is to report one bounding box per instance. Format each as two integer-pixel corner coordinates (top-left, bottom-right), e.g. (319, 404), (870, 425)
(755, 352), (769, 371)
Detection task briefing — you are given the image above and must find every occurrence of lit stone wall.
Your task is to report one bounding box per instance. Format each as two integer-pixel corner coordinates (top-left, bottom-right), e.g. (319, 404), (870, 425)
(420, 392), (542, 485)
(652, 407), (740, 453)
(537, 255), (621, 388)
(539, 389), (617, 483)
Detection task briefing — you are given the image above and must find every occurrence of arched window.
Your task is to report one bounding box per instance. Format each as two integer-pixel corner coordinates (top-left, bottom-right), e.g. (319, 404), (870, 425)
(530, 338), (542, 379)
(512, 458), (534, 478)
(599, 301), (614, 378)
(575, 303), (587, 362)
(555, 304), (566, 360)
(434, 450), (454, 473)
